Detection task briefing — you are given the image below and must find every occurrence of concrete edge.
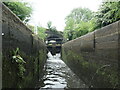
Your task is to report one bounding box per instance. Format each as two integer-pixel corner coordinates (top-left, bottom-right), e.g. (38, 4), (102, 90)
(0, 2), (2, 90)
(118, 20), (120, 88)
(2, 3), (33, 34)
(63, 20), (120, 46)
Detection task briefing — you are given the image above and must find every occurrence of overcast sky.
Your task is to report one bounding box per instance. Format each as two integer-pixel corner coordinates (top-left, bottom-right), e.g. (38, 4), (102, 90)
(26, 0), (102, 31)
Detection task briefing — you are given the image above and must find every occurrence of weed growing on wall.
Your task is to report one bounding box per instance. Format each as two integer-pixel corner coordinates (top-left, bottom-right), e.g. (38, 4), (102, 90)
(12, 48), (26, 78)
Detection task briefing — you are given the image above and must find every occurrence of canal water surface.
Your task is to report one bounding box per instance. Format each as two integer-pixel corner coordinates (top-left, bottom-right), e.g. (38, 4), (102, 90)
(38, 52), (88, 89)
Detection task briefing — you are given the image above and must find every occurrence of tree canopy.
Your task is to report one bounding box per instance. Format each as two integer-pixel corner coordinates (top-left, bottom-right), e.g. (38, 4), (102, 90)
(37, 26), (47, 41)
(64, 7), (95, 40)
(64, 2), (120, 41)
(46, 21), (63, 37)
(47, 21), (57, 32)
(27, 24), (46, 41)
(3, 1), (32, 23)
(65, 8), (93, 24)
(96, 1), (120, 28)
(27, 22), (63, 41)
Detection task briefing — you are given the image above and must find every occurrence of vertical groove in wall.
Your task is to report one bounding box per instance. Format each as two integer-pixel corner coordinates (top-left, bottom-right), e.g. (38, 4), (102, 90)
(62, 20), (120, 88)
(118, 21), (120, 88)
(8, 16), (10, 61)
(0, 2), (2, 90)
(2, 3), (47, 88)
(93, 31), (96, 49)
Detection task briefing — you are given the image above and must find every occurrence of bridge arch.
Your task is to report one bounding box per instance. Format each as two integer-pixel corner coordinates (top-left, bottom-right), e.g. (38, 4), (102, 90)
(45, 30), (63, 55)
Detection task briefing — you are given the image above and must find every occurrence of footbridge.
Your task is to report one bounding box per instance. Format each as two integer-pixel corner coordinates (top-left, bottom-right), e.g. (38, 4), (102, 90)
(45, 30), (63, 55)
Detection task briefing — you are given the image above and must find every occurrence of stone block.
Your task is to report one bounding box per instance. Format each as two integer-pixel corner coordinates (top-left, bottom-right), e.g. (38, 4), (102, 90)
(62, 20), (120, 88)
(96, 41), (118, 50)
(95, 33), (118, 43)
(95, 49), (118, 62)
(2, 3), (46, 88)
(80, 32), (95, 52)
(95, 21), (119, 38)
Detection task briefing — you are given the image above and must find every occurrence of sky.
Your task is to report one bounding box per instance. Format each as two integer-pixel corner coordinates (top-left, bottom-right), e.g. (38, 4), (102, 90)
(26, 0), (102, 31)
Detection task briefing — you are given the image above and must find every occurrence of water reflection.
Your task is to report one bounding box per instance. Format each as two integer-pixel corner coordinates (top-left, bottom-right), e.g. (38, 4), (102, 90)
(40, 52), (88, 89)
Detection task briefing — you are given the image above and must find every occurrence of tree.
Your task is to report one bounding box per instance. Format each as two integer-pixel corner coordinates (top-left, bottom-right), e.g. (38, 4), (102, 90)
(47, 21), (57, 32)
(47, 21), (52, 30)
(64, 7), (95, 40)
(96, 1), (120, 28)
(3, 1), (32, 23)
(75, 19), (96, 37)
(65, 8), (93, 24)
(37, 26), (46, 41)
(27, 24), (46, 41)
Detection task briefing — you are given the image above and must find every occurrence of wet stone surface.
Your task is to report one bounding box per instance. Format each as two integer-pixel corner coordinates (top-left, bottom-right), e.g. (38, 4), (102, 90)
(38, 52), (88, 89)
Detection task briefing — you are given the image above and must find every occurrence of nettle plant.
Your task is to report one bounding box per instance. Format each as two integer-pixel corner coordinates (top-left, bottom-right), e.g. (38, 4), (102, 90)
(12, 48), (26, 78)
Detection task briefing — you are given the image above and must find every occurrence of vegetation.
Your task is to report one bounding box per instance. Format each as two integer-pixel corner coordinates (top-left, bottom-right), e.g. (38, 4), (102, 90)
(37, 26), (47, 41)
(47, 21), (57, 32)
(3, 1), (62, 41)
(64, 1), (120, 41)
(27, 24), (35, 32)
(62, 48), (119, 88)
(47, 21), (63, 36)
(3, 1), (32, 23)
(63, 7), (96, 40)
(96, 1), (120, 28)
(12, 48), (26, 78)
(27, 21), (63, 41)
(27, 24), (47, 41)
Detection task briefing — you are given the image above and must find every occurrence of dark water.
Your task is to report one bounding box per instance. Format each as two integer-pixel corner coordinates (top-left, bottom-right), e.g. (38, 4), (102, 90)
(38, 52), (88, 89)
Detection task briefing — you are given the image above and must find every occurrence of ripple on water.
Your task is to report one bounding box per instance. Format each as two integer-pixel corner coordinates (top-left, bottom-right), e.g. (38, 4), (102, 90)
(40, 52), (88, 89)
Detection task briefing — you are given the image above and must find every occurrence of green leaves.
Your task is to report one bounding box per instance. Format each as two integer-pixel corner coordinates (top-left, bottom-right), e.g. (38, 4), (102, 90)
(12, 48), (26, 78)
(3, 1), (32, 23)
(47, 21), (57, 32)
(13, 55), (26, 64)
(47, 21), (52, 30)
(64, 2), (120, 41)
(37, 26), (46, 41)
(96, 2), (120, 28)
(65, 8), (93, 24)
(64, 7), (95, 40)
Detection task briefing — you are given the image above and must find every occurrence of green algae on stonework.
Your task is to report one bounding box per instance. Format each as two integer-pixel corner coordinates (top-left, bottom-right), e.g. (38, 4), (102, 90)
(96, 68), (118, 88)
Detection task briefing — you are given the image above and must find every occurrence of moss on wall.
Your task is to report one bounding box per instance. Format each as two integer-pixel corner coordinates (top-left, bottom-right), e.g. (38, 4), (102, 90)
(62, 48), (119, 88)
(3, 46), (46, 88)
(2, 3), (47, 88)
